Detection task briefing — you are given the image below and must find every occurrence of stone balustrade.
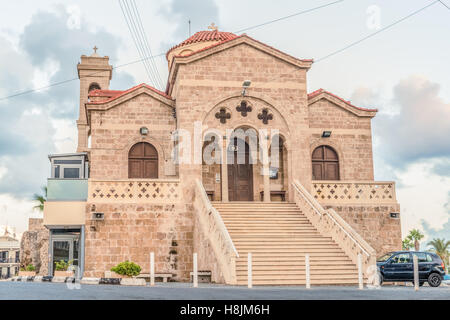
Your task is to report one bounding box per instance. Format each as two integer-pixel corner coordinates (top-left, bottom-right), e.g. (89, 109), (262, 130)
(293, 180), (377, 280)
(311, 181), (397, 204)
(88, 179), (181, 203)
(193, 179), (238, 285)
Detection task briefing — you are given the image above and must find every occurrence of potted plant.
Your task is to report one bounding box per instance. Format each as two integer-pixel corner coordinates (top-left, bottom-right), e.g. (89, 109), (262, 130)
(54, 260), (75, 277)
(108, 261), (145, 286)
(19, 264), (36, 277)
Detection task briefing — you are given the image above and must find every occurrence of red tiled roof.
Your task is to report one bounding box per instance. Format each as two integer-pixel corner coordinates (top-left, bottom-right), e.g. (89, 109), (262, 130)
(88, 83), (173, 105)
(166, 30), (238, 59)
(308, 89), (378, 112)
(88, 89), (124, 98)
(170, 33), (314, 64)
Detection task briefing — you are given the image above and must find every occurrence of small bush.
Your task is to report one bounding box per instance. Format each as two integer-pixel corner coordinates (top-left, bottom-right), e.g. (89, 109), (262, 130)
(111, 261), (141, 277)
(26, 264), (36, 272)
(55, 260), (73, 271)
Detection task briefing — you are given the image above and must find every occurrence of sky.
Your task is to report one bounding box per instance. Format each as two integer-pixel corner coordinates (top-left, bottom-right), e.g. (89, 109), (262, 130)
(0, 0), (448, 248)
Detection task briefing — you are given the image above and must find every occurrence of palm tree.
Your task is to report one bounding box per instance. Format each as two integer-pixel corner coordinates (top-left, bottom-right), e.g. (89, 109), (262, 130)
(407, 229), (425, 251)
(402, 238), (414, 251)
(32, 186), (47, 212)
(428, 238), (450, 270)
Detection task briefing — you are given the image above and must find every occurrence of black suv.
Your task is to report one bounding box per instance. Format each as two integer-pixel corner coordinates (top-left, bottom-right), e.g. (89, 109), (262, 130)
(377, 251), (446, 287)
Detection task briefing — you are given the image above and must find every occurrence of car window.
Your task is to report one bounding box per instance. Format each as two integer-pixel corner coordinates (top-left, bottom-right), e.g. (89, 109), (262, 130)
(391, 253), (411, 264)
(413, 252), (427, 263)
(377, 253), (393, 262)
(426, 254), (433, 262)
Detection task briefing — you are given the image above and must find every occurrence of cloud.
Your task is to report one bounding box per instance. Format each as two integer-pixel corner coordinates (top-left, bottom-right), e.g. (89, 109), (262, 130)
(371, 76), (450, 168)
(159, 0), (219, 45)
(0, 6), (135, 199)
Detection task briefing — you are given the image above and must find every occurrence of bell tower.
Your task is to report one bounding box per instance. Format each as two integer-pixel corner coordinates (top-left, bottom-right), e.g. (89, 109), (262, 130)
(76, 47), (113, 152)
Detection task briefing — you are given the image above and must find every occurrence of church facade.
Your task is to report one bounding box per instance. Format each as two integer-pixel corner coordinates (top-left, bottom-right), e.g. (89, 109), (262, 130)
(42, 29), (401, 284)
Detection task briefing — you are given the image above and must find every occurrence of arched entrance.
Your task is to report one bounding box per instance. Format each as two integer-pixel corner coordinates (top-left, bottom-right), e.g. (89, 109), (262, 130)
(227, 137), (254, 201)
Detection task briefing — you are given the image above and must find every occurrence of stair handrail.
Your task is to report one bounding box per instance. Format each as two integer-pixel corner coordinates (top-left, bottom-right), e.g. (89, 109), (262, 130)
(293, 179), (376, 275)
(195, 180), (239, 258)
(193, 179), (239, 284)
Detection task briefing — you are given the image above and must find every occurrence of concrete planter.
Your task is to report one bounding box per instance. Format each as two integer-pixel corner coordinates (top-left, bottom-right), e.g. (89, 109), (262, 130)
(104, 271), (125, 279)
(54, 271), (74, 278)
(120, 277), (146, 286)
(18, 271), (36, 277)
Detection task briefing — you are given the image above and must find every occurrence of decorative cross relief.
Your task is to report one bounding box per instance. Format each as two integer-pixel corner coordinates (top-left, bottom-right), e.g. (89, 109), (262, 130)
(236, 101), (252, 117)
(258, 108), (273, 124)
(208, 23), (218, 31)
(215, 108), (231, 124)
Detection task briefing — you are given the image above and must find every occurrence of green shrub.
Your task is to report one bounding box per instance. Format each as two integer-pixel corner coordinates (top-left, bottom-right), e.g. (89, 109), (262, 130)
(111, 261), (141, 277)
(25, 264), (36, 272)
(55, 260), (73, 271)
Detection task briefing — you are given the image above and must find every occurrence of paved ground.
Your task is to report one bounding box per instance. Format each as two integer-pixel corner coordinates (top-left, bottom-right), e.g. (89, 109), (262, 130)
(0, 281), (449, 300)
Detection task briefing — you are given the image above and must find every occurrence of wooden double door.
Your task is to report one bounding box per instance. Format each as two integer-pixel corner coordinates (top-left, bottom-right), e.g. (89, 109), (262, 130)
(128, 142), (158, 179)
(227, 138), (254, 201)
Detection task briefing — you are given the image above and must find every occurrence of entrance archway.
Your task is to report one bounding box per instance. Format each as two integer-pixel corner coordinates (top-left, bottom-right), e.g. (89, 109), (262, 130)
(227, 137), (254, 201)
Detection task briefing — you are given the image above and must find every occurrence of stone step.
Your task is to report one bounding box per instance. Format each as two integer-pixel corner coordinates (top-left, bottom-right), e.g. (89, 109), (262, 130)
(237, 273), (359, 281)
(236, 269), (358, 276)
(236, 279), (359, 285)
(236, 264), (356, 271)
(236, 252), (349, 258)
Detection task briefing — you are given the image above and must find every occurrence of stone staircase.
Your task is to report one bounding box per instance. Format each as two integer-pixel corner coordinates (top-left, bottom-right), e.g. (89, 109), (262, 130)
(212, 202), (360, 286)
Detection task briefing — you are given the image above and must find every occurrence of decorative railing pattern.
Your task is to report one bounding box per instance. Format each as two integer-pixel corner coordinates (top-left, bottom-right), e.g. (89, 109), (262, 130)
(88, 179), (181, 203)
(293, 180), (377, 279)
(312, 181), (396, 204)
(194, 179), (239, 285)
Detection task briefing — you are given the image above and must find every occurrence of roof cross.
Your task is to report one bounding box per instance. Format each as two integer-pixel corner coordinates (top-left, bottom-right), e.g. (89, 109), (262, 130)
(93, 46), (98, 54)
(208, 22), (218, 31)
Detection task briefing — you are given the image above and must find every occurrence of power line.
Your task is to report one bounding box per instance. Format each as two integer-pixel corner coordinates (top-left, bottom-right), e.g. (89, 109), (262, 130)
(0, 53), (166, 101)
(316, 0), (440, 62)
(119, 0), (162, 89)
(438, 0), (450, 10)
(130, 0), (164, 89)
(233, 0), (345, 33)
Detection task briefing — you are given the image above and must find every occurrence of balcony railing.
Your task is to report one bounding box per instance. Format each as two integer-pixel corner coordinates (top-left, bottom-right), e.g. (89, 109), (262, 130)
(0, 258), (20, 264)
(47, 179), (88, 201)
(311, 180), (397, 204)
(88, 179), (182, 203)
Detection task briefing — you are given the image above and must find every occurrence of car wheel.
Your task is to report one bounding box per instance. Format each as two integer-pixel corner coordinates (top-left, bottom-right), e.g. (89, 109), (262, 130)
(427, 273), (442, 287)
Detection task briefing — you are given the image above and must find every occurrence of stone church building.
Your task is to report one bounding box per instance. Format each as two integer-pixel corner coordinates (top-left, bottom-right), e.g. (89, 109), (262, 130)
(41, 28), (401, 285)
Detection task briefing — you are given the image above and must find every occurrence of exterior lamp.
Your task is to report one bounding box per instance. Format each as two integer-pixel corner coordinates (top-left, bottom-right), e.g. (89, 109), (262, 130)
(242, 80), (251, 96)
(322, 131), (332, 138)
(140, 127), (149, 136)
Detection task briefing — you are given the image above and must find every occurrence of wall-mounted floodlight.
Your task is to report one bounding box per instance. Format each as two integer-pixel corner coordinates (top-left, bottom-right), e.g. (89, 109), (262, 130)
(322, 131), (332, 138)
(140, 127), (149, 136)
(242, 80), (252, 96)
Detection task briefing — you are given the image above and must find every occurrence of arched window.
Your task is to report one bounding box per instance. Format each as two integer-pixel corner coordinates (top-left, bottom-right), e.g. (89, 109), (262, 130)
(312, 146), (339, 180)
(128, 142), (158, 179)
(88, 83), (101, 93)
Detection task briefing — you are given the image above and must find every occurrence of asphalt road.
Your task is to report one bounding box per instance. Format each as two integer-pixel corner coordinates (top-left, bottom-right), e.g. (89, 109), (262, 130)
(0, 281), (449, 300)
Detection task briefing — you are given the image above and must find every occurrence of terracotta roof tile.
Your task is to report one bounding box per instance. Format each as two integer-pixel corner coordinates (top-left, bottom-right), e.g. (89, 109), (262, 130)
(166, 30), (238, 59)
(88, 83), (173, 105)
(308, 89), (378, 112)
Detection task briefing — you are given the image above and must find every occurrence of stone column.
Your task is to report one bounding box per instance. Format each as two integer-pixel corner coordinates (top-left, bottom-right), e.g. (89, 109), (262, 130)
(221, 136), (229, 202)
(262, 142), (271, 203)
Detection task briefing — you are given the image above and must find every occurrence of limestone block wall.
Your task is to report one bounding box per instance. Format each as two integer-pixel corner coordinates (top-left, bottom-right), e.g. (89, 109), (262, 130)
(308, 99), (375, 181)
(193, 214), (225, 283)
(89, 94), (176, 180)
(20, 218), (49, 275)
(325, 204), (402, 255)
(84, 203), (193, 280)
(171, 43), (311, 201)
